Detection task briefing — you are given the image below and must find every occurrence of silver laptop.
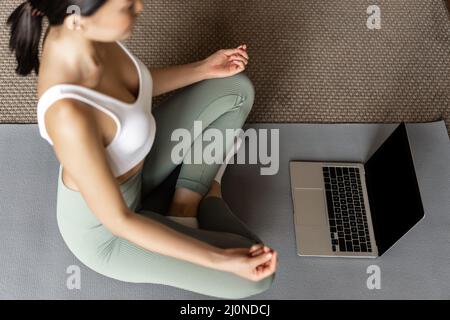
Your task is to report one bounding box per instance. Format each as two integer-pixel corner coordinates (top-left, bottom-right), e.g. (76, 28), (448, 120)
(289, 123), (425, 258)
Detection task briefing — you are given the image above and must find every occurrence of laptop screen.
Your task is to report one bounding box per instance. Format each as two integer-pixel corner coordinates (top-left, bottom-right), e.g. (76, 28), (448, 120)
(364, 123), (425, 256)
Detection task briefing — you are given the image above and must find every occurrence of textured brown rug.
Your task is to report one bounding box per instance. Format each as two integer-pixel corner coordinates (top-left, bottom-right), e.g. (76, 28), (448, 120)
(1, 0), (449, 133)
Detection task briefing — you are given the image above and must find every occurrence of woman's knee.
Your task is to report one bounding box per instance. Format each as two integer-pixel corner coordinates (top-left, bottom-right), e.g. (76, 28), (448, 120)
(229, 72), (255, 116)
(228, 273), (276, 299)
(204, 72), (255, 116)
(233, 72), (255, 100)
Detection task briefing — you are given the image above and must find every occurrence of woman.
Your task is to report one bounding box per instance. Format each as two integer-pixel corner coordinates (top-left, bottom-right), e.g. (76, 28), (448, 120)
(8, 0), (277, 299)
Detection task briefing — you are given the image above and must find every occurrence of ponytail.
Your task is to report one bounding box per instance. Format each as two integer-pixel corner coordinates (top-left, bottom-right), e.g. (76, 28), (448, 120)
(7, 0), (107, 77)
(7, 1), (44, 76)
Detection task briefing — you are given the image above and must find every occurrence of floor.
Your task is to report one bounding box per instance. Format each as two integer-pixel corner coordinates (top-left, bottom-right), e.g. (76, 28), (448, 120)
(0, 121), (448, 299)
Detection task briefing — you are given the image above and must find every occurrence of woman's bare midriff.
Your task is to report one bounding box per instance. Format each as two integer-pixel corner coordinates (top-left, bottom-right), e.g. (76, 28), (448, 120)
(62, 159), (145, 192)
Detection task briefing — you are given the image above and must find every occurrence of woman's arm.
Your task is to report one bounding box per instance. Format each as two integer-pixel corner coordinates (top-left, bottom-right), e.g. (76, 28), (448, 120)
(150, 45), (250, 97)
(150, 60), (208, 97)
(46, 99), (224, 270)
(117, 211), (224, 269)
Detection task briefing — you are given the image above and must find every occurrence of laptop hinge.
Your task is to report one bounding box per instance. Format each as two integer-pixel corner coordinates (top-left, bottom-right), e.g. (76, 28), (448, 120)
(363, 166), (384, 255)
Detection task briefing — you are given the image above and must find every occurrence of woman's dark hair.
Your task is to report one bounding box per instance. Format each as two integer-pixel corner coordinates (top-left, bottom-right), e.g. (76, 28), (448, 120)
(7, 0), (107, 76)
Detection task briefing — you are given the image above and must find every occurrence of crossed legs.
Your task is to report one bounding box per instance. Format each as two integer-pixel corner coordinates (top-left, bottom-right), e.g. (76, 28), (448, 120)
(141, 72), (255, 220)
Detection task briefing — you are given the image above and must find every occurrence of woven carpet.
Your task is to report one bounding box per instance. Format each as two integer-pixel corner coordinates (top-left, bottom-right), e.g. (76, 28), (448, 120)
(1, 0), (450, 133)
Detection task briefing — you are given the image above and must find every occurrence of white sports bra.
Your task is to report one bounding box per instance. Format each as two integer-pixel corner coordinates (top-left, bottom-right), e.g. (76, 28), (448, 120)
(37, 41), (156, 177)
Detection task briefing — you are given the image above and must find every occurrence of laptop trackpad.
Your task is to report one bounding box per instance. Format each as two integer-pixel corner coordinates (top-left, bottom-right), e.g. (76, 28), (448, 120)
(294, 189), (327, 226)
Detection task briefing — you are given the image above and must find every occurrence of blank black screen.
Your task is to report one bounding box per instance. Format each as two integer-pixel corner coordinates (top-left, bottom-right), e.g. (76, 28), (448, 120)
(364, 123), (425, 256)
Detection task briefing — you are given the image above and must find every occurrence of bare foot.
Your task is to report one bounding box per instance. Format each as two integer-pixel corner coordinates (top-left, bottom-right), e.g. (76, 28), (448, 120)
(167, 180), (223, 218)
(204, 180), (222, 199)
(167, 188), (202, 218)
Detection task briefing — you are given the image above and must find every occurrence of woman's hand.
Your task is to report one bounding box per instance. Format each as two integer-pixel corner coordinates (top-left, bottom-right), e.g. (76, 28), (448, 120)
(215, 243), (278, 282)
(201, 44), (250, 79)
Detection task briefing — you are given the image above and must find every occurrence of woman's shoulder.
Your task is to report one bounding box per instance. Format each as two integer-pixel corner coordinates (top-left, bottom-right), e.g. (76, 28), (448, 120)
(38, 89), (98, 149)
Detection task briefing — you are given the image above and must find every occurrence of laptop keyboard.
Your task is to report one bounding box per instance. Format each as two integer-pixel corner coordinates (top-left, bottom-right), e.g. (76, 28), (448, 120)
(322, 166), (372, 253)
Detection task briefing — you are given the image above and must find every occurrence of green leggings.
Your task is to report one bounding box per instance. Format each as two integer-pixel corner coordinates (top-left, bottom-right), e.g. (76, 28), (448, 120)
(56, 73), (275, 299)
